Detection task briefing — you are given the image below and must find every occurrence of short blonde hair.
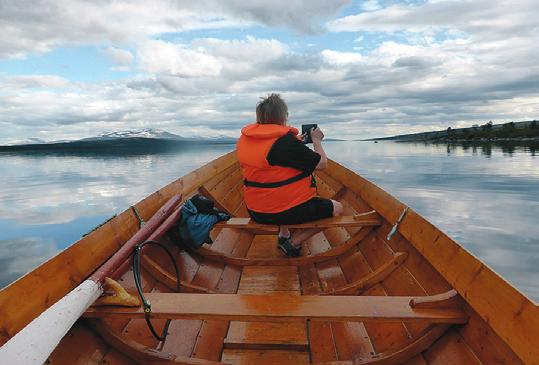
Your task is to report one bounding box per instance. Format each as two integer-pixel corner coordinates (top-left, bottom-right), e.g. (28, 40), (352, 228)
(256, 93), (288, 125)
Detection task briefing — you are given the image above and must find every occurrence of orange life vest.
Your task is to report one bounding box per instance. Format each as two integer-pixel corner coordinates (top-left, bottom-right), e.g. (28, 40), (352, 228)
(236, 123), (316, 213)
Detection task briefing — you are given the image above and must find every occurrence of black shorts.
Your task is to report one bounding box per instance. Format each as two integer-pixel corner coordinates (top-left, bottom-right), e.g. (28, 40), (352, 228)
(248, 197), (334, 225)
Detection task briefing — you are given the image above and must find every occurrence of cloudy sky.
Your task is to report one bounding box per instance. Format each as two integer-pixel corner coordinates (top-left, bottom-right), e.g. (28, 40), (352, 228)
(0, 0), (538, 144)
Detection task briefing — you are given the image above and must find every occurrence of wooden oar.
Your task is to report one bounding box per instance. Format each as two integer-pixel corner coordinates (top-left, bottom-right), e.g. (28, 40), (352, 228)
(0, 194), (182, 365)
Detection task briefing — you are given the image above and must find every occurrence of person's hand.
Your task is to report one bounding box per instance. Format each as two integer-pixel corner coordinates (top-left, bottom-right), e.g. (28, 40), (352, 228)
(311, 127), (324, 142)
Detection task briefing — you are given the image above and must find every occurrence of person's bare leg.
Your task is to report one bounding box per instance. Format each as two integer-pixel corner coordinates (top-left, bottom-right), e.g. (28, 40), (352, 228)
(332, 199), (344, 217)
(289, 199), (344, 248)
(279, 226), (291, 238)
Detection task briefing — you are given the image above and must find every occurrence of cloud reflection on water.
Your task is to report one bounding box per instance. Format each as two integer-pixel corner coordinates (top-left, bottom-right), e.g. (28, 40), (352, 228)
(0, 237), (58, 289)
(0, 145), (233, 224)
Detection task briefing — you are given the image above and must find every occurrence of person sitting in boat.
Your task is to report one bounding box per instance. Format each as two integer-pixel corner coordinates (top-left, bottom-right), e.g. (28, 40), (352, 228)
(237, 93), (343, 257)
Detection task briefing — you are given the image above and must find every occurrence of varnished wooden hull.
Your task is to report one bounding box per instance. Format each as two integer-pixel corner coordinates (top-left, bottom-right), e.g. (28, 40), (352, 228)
(0, 151), (537, 365)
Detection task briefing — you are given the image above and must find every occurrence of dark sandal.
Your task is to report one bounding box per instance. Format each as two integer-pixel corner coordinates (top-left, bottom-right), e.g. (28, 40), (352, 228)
(278, 237), (301, 257)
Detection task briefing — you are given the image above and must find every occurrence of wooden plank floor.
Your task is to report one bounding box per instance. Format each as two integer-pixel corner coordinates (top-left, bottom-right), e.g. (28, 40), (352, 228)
(221, 234), (310, 364)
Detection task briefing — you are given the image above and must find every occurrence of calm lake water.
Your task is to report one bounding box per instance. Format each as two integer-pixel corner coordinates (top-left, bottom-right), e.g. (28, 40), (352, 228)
(0, 141), (538, 301)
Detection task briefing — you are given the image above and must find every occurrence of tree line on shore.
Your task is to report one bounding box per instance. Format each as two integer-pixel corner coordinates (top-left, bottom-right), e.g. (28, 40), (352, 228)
(443, 120), (539, 141)
(376, 120), (539, 142)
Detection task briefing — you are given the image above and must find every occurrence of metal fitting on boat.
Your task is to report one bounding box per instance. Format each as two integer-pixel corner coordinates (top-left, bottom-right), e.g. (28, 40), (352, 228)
(387, 207), (409, 241)
(131, 205), (146, 228)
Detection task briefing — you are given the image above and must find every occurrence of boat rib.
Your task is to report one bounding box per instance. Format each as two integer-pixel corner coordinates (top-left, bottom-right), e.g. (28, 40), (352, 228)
(87, 319), (227, 365)
(317, 325), (451, 365)
(141, 255), (215, 294)
(193, 227), (374, 266)
(320, 252), (408, 296)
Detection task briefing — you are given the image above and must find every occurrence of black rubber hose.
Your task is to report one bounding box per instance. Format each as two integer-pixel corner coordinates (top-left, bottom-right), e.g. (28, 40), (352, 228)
(132, 240), (181, 342)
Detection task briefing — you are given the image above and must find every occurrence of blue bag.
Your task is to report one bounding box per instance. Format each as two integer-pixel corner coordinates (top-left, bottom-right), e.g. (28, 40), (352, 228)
(178, 195), (230, 250)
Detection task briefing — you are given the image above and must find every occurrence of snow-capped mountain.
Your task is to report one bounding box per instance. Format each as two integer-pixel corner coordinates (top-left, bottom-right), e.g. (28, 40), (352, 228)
(80, 128), (235, 142)
(80, 129), (185, 141)
(0, 128), (236, 152)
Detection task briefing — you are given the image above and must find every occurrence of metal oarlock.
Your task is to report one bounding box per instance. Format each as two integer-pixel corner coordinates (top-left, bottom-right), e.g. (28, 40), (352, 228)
(387, 207), (409, 241)
(131, 205), (146, 228)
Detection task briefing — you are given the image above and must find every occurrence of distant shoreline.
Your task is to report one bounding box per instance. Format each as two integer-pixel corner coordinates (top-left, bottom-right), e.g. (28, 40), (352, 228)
(0, 138), (236, 155)
(370, 120), (539, 143)
(387, 137), (539, 143)
(0, 137), (347, 153)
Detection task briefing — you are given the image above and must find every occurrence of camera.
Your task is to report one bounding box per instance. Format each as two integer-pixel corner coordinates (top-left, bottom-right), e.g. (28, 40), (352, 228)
(301, 124), (318, 144)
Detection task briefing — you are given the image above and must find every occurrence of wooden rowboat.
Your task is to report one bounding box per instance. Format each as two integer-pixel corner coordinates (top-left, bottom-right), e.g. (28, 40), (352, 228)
(0, 151), (537, 365)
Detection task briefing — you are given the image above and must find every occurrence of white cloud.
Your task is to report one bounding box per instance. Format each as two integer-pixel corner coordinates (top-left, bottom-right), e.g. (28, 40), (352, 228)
(217, 0), (351, 33)
(194, 36), (287, 62)
(329, 0), (539, 37)
(0, 75), (71, 90)
(104, 47), (133, 71)
(321, 50), (363, 65)
(0, 0), (350, 59)
(136, 36), (302, 82)
(137, 40), (222, 77)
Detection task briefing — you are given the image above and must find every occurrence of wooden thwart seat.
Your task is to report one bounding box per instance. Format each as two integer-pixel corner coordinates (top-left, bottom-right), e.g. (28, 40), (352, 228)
(85, 292), (468, 324)
(213, 211), (382, 232)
